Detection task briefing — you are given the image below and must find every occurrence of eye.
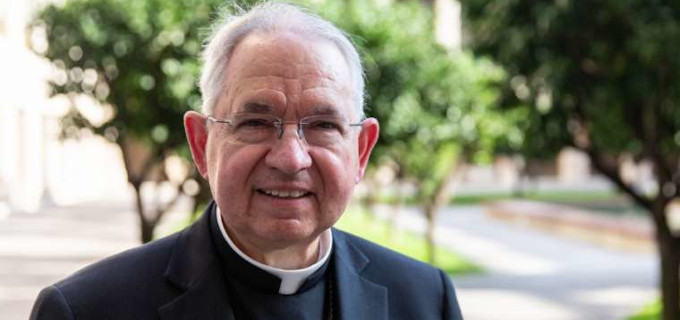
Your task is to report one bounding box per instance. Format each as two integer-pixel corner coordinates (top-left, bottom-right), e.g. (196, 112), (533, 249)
(309, 118), (343, 131)
(235, 116), (274, 129)
(316, 121), (340, 130)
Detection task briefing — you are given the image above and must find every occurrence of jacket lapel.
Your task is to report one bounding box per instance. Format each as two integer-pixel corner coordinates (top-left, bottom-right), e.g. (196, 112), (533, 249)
(158, 262), (235, 320)
(333, 230), (388, 320)
(158, 202), (235, 320)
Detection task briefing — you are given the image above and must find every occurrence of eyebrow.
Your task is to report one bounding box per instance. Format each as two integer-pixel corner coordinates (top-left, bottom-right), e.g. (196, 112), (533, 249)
(307, 105), (344, 117)
(239, 102), (348, 118)
(240, 102), (273, 114)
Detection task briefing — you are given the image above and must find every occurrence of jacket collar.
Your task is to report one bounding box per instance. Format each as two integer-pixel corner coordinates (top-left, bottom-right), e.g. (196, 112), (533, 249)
(157, 202), (387, 320)
(159, 201), (235, 320)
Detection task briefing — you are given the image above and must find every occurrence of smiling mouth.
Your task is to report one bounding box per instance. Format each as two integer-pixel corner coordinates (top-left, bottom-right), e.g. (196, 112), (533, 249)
(257, 189), (311, 199)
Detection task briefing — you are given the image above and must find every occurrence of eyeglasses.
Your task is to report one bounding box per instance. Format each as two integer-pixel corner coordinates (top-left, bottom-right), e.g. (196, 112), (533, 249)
(206, 113), (364, 146)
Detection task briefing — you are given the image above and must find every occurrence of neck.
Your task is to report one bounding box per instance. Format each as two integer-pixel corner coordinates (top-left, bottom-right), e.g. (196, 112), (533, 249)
(223, 225), (321, 270)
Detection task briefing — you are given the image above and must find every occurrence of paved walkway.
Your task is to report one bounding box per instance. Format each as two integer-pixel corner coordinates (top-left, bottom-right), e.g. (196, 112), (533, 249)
(1, 200), (658, 320)
(0, 201), (139, 320)
(375, 204), (658, 320)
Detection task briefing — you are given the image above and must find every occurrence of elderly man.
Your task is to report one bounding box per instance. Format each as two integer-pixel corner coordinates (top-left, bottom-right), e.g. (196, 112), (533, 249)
(31, 2), (463, 319)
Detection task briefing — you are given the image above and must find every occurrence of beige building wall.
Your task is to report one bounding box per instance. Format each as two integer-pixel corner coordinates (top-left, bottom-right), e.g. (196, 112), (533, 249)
(0, 0), (47, 213)
(0, 0), (129, 214)
(435, 0), (462, 50)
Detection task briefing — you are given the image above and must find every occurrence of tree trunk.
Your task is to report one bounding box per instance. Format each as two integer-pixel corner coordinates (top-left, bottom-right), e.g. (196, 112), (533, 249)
(424, 202), (437, 264)
(659, 246), (680, 320)
(360, 175), (378, 220)
(132, 183), (157, 243)
(513, 165), (528, 198)
(422, 159), (465, 264)
(140, 219), (155, 243)
(657, 203), (680, 320)
(387, 179), (406, 241)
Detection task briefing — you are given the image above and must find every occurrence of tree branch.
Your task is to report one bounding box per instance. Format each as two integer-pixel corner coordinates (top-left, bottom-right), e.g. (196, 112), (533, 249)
(567, 98), (655, 212)
(572, 141), (653, 211)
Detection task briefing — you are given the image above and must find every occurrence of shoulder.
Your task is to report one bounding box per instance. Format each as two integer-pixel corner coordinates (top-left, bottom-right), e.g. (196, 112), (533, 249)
(30, 206), (218, 319)
(333, 228), (463, 319)
(57, 232), (181, 291)
(31, 233), (184, 319)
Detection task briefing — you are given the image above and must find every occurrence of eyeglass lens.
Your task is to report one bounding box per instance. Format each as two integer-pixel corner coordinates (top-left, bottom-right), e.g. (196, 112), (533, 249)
(213, 113), (358, 146)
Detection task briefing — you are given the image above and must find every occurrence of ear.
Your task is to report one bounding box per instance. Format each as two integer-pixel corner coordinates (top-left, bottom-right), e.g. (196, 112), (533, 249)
(356, 117), (379, 182)
(184, 111), (209, 179)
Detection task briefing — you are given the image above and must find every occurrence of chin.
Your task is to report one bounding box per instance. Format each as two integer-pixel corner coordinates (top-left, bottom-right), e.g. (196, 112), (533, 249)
(259, 222), (323, 243)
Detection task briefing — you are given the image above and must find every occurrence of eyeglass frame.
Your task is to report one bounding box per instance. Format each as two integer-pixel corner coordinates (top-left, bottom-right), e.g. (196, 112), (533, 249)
(204, 113), (366, 145)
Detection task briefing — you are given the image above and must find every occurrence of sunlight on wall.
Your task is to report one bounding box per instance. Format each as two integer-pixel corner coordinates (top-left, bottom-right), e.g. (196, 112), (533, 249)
(0, 0), (130, 213)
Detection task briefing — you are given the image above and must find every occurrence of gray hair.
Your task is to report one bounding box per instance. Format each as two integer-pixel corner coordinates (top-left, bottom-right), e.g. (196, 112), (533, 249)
(199, 1), (365, 118)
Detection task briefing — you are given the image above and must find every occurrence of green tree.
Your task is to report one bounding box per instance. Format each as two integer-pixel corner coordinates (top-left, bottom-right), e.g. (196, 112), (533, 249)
(462, 1), (680, 318)
(32, 0), (230, 242)
(316, 0), (524, 263)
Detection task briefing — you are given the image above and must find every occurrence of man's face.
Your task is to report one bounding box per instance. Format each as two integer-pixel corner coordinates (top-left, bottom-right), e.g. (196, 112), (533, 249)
(185, 32), (379, 251)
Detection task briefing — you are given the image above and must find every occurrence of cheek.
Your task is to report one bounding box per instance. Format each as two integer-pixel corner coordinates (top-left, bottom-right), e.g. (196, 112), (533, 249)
(311, 147), (359, 203)
(207, 142), (264, 203)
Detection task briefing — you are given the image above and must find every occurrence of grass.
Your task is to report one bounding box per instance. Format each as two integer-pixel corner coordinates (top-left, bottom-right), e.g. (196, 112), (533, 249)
(375, 189), (646, 216)
(335, 208), (482, 276)
(377, 190), (623, 205)
(627, 299), (660, 320)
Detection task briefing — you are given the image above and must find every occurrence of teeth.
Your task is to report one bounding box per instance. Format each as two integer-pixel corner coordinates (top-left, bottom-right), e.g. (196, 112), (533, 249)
(262, 190), (307, 198)
(291, 191), (305, 197)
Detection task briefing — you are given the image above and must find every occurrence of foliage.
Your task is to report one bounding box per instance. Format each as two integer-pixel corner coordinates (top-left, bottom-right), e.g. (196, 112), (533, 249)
(33, 0), (526, 249)
(32, 0), (231, 242)
(461, 0), (680, 318)
(310, 0), (525, 263)
(462, 0), (680, 164)
(316, 0), (524, 168)
(37, 0), (215, 147)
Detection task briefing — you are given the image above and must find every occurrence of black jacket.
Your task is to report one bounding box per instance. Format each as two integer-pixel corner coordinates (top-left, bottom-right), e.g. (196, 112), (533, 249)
(30, 202), (463, 319)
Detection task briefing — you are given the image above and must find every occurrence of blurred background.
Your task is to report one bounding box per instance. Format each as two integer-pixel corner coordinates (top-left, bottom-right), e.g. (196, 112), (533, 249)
(2, 0), (679, 319)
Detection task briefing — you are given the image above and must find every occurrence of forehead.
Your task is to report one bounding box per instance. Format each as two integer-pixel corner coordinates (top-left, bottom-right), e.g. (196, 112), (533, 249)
(220, 31), (354, 116)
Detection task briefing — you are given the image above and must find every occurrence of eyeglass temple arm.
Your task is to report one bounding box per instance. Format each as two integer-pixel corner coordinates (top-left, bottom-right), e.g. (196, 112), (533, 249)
(206, 116), (232, 124)
(349, 119), (366, 127)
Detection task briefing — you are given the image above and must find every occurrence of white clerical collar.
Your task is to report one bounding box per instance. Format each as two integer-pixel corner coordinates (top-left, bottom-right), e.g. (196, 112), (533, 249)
(215, 208), (333, 295)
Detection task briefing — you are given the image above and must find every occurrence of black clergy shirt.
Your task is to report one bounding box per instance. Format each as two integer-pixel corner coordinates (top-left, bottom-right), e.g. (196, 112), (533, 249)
(208, 209), (334, 319)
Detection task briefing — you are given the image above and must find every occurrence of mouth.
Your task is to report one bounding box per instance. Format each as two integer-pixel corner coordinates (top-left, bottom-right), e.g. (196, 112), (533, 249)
(257, 189), (311, 199)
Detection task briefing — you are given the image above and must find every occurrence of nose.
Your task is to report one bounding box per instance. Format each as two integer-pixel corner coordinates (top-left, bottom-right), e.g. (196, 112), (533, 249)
(265, 124), (312, 174)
